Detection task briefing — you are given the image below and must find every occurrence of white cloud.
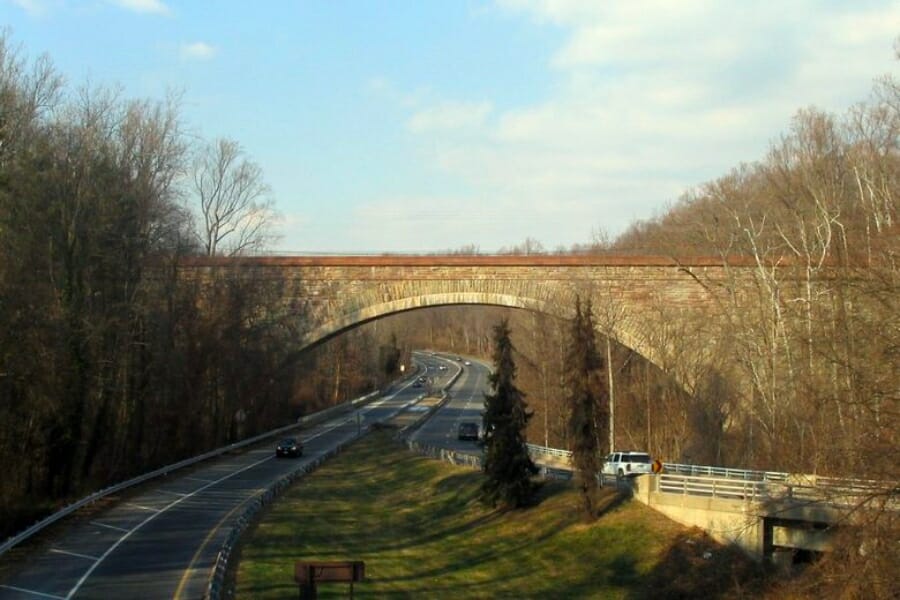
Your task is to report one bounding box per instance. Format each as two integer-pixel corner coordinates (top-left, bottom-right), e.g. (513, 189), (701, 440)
(109, 0), (170, 16)
(382, 0), (900, 249)
(180, 42), (217, 61)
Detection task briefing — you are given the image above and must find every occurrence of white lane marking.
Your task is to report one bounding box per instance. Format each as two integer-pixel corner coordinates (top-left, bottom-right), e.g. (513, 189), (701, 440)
(64, 409), (376, 600)
(49, 548), (99, 561)
(124, 502), (160, 512)
(183, 476), (214, 483)
(64, 453), (277, 600)
(0, 584), (66, 599)
(90, 521), (129, 533)
(340, 376), (421, 429)
(157, 489), (188, 497)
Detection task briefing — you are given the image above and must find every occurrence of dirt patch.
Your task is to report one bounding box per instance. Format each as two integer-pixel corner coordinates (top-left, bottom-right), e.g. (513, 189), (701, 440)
(634, 528), (772, 599)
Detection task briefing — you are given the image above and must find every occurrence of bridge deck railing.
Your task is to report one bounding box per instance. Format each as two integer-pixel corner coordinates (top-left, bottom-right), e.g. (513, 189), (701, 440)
(656, 473), (771, 502)
(514, 444), (896, 507)
(662, 462), (790, 483)
(524, 444), (792, 483)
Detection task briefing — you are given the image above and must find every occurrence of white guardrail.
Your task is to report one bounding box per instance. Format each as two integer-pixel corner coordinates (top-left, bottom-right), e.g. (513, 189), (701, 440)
(0, 389), (381, 558)
(404, 440), (575, 482)
(526, 443), (572, 461)
(656, 473), (769, 501)
(654, 473), (898, 507)
(661, 463), (790, 483)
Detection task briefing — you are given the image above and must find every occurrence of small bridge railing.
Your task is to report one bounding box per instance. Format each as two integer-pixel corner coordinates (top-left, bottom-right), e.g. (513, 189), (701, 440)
(653, 472), (898, 509)
(512, 444), (896, 508)
(655, 473), (772, 501)
(662, 462), (790, 483)
(525, 445), (791, 484)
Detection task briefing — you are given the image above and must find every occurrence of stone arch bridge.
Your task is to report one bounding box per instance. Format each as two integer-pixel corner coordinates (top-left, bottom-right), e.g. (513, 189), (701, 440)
(179, 254), (763, 391)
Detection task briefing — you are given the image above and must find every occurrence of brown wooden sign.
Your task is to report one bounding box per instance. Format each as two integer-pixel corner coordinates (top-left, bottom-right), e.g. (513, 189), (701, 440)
(294, 561), (365, 584)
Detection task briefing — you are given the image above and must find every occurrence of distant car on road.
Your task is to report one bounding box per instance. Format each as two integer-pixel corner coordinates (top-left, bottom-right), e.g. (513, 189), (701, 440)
(602, 451), (653, 479)
(457, 422), (480, 441)
(276, 437), (303, 458)
(464, 361), (471, 366)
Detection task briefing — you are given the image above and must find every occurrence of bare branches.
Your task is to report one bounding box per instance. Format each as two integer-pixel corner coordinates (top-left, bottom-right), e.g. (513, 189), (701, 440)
(190, 138), (277, 256)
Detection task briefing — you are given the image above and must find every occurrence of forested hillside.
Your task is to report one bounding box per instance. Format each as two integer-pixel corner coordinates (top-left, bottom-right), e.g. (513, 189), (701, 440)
(0, 36), (401, 538)
(393, 71), (899, 595)
(410, 69), (900, 484)
(611, 76), (899, 477)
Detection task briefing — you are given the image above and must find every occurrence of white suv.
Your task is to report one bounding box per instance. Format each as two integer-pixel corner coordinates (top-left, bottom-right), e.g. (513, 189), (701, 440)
(602, 451), (654, 479)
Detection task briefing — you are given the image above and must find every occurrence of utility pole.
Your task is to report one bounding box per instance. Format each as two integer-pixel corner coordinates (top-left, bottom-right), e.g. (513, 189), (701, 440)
(607, 335), (615, 454)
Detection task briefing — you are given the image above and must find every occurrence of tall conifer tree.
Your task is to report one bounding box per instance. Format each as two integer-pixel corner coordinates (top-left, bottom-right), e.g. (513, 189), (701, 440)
(481, 318), (538, 508)
(565, 296), (608, 520)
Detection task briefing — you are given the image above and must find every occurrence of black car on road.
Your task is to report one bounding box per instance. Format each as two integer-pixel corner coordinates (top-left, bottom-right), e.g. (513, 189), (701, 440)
(276, 437), (303, 458)
(457, 422), (480, 441)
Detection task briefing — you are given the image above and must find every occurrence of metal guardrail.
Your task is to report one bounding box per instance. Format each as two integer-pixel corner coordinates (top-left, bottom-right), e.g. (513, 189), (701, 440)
(653, 472), (898, 509)
(519, 444), (783, 486)
(0, 389), (381, 558)
(661, 462), (789, 482)
(524, 444), (797, 485)
(207, 369), (439, 599)
(656, 473), (770, 501)
(526, 443), (572, 461)
(406, 440), (483, 469)
(205, 435), (357, 600)
(405, 439), (576, 483)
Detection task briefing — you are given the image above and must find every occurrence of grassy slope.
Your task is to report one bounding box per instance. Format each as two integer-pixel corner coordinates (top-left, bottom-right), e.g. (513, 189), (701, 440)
(233, 431), (763, 599)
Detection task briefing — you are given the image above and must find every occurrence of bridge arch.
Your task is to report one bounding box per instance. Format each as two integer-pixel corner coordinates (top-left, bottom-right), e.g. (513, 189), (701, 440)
(182, 254), (744, 393)
(298, 291), (651, 367)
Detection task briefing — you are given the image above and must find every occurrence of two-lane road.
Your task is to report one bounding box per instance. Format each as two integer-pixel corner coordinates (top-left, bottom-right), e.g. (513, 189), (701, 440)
(0, 352), (493, 599)
(0, 378), (426, 600)
(411, 353), (490, 454)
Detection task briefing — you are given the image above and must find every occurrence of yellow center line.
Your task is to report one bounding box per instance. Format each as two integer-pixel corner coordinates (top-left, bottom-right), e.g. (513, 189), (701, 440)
(173, 489), (263, 600)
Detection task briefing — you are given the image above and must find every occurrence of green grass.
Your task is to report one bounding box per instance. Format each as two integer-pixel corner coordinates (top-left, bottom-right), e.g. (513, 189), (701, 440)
(233, 431), (733, 599)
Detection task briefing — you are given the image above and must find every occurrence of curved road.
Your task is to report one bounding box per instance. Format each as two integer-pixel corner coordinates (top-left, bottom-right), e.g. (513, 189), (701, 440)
(410, 352), (489, 454)
(0, 375), (429, 600)
(0, 351), (492, 599)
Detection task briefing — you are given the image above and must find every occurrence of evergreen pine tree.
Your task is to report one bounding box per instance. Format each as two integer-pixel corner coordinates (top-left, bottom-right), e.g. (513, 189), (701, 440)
(480, 318), (538, 508)
(565, 296), (608, 520)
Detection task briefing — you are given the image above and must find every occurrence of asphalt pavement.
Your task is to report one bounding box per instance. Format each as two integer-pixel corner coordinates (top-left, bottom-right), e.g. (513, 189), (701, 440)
(0, 377), (426, 600)
(409, 353), (489, 454)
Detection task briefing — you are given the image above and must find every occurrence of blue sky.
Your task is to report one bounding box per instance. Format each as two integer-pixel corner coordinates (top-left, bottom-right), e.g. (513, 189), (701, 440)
(3, 0), (898, 253)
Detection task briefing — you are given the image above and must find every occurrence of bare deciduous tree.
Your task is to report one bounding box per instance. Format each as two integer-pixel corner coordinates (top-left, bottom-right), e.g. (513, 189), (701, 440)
(191, 138), (277, 256)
